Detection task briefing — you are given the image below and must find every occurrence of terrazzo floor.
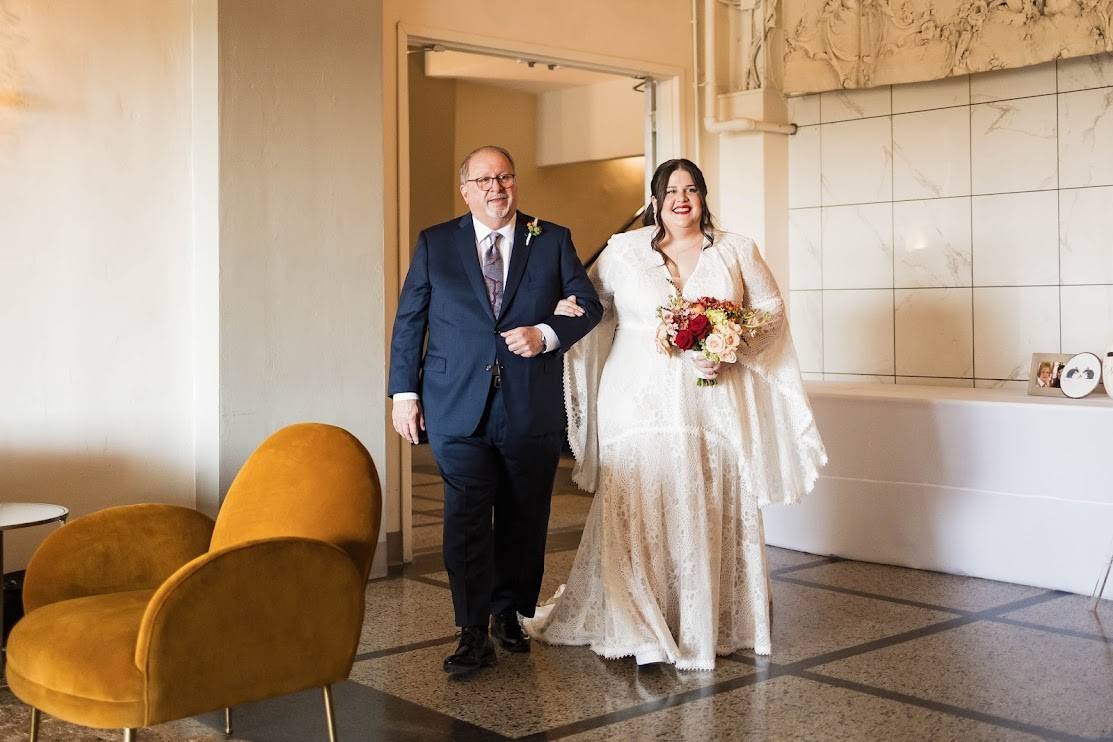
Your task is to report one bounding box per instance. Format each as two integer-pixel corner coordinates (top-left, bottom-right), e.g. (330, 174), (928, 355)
(2, 448), (1111, 740)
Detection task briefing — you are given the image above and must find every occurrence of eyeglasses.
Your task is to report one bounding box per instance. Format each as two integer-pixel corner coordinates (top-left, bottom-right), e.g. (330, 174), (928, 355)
(464, 173), (516, 191)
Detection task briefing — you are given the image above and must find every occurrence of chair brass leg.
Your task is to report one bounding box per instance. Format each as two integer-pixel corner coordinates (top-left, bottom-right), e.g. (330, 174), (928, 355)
(322, 685), (337, 742)
(123, 729), (137, 742)
(224, 707), (232, 735)
(29, 707), (40, 742)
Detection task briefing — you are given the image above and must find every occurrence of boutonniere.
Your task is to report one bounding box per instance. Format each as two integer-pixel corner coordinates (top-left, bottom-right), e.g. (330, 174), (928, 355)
(525, 218), (542, 246)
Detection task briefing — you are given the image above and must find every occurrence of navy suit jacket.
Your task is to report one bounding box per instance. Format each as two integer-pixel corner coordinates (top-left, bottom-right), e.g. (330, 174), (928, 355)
(388, 212), (603, 438)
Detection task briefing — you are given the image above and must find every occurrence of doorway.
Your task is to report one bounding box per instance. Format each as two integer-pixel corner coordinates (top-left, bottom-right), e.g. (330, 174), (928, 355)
(395, 33), (685, 567)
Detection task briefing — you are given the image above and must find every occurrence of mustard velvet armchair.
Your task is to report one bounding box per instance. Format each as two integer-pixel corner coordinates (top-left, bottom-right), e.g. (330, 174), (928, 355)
(4, 423), (382, 742)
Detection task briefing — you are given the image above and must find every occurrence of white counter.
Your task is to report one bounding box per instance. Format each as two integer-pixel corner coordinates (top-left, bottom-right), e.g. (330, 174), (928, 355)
(763, 382), (1113, 597)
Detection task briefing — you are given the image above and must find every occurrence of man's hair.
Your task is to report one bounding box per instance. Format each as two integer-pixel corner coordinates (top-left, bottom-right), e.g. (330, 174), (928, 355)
(459, 145), (515, 184)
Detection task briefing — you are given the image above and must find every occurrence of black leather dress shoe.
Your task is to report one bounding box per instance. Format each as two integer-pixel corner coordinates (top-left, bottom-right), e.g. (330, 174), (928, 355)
(443, 626), (496, 675)
(491, 609), (530, 653)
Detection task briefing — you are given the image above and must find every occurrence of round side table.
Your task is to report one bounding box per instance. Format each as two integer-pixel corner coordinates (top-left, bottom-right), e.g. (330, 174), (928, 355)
(1, 503), (69, 678)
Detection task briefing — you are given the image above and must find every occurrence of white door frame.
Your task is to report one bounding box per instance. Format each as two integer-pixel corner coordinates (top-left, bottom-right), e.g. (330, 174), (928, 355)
(393, 22), (686, 563)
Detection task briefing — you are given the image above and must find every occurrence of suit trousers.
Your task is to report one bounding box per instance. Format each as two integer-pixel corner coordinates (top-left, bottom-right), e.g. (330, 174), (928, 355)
(428, 384), (562, 628)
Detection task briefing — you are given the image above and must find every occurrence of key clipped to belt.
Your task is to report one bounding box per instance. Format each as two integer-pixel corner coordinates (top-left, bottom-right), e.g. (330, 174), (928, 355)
(485, 360), (502, 388)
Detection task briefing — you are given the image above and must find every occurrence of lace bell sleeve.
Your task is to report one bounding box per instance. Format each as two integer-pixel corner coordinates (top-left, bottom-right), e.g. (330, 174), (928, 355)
(734, 238), (785, 359)
(723, 234), (827, 507)
(564, 244), (618, 493)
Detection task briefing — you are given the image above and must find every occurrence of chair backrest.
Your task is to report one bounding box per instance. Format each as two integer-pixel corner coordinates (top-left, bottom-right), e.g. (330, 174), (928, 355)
(210, 423), (382, 582)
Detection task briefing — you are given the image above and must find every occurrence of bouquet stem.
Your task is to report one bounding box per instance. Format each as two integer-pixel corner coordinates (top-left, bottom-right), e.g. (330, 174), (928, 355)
(696, 378), (718, 387)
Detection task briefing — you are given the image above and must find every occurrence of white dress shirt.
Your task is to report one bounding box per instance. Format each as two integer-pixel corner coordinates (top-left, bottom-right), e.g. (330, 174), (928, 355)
(393, 215), (561, 402)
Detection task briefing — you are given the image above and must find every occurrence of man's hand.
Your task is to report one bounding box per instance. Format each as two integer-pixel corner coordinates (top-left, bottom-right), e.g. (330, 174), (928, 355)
(392, 398), (425, 445)
(501, 326), (544, 358)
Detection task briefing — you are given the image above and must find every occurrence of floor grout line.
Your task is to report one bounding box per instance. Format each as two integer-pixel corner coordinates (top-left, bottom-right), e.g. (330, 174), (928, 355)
(352, 633), (460, 663)
(378, 525), (1105, 740)
(520, 668), (778, 741)
(406, 574), (452, 591)
(782, 615), (982, 674)
(984, 615), (1113, 645)
(524, 590), (1073, 740)
(783, 590), (1069, 674)
(796, 670), (1089, 742)
(719, 652), (1091, 741)
(351, 682), (511, 741)
(767, 555), (843, 576)
(773, 574), (972, 615)
(397, 540), (1098, 654)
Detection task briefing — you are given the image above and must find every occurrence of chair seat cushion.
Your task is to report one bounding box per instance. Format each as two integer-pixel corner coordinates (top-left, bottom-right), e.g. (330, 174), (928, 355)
(5, 589), (152, 729)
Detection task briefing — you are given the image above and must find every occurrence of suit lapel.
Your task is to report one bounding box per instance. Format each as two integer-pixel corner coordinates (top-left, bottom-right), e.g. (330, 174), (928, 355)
(499, 212), (532, 318)
(453, 214), (496, 322)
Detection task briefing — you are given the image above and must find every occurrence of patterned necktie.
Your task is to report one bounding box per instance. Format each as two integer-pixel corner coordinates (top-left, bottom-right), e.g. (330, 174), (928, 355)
(482, 232), (504, 316)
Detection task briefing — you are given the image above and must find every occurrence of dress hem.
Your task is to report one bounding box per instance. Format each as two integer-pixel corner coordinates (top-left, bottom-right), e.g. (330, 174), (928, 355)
(525, 635), (772, 672)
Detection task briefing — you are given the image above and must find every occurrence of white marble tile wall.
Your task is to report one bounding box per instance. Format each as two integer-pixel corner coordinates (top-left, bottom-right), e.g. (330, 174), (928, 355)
(786, 54), (1113, 384)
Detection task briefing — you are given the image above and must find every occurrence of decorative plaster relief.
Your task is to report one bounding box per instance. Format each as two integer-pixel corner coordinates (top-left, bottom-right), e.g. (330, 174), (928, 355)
(783, 0), (1113, 95)
(733, 0), (781, 91)
(0, 1), (27, 109)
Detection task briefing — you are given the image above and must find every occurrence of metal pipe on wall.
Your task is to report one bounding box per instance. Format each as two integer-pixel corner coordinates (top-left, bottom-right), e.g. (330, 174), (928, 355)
(701, 0), (796, 136)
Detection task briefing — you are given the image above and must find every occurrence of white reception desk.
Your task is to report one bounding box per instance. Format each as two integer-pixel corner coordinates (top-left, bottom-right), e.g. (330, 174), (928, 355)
(763, 382), (1113, 597)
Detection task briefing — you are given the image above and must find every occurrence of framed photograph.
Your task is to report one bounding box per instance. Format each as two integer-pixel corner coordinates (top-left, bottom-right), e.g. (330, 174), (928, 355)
(1027, 353), (1071, 397)
(1060, 352), (1103, 399)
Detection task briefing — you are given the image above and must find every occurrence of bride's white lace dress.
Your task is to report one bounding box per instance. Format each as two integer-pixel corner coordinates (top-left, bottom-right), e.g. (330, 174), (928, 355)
(522, 226), (826, 670)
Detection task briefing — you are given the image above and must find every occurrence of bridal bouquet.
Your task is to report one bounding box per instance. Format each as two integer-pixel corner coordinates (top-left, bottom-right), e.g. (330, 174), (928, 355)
(655, 295), (771, 386)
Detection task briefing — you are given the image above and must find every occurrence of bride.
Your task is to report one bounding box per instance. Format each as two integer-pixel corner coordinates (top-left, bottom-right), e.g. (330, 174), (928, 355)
(522, 159), (826, 669)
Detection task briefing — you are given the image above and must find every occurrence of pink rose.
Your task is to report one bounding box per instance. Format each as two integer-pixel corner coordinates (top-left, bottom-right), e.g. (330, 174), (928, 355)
(704, 333), (726, 354)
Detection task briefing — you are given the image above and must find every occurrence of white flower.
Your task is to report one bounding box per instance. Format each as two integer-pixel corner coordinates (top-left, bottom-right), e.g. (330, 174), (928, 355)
(719, 348), (737, 364)
(724, 331), (741, 348)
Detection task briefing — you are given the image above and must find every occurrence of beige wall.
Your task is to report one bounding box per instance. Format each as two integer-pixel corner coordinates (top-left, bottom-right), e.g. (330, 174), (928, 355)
(533, 156), (646, 262)
(408, 53), (457, 250)
(454, 81), (644, 261)
(408, 73), (644, 265)
(385, 1), (695, 68)
(537, 78), (644, 166)
(0, 1), (195, 569)
(218, 0), (387, 572)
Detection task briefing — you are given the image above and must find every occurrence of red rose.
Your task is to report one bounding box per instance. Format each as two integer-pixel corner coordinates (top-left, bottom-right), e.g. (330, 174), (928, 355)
(688, 314), (711, 338)
(674, 329), (695, 350)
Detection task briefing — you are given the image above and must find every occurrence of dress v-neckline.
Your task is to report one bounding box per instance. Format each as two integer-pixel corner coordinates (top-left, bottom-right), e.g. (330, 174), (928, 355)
(661, 243), (706, 297)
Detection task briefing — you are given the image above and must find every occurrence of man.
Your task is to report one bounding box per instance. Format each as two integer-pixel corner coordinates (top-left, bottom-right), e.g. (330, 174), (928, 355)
(388, 145), (602, 675)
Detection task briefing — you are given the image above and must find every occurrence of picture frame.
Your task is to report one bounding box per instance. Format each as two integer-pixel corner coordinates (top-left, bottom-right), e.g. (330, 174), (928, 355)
(1060, 352), (1103, 399)
(1026, 353), (1072, 397)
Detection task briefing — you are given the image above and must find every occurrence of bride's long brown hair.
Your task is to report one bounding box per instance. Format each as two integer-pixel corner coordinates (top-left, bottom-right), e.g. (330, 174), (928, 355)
(643, 159), (717, 252)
